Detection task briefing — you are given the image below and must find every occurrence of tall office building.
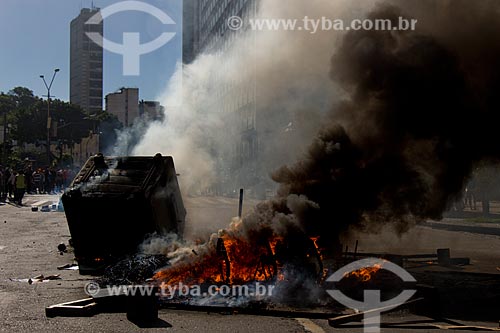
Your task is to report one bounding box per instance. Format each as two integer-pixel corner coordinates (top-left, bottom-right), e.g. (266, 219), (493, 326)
(70, 8), (104, 114)
(183, 0), (257, 56)
(183, 0), (269, 195)
(182, 0), (199, 64)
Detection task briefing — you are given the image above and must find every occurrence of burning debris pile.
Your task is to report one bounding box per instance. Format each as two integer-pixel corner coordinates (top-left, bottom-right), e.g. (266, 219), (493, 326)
(153, 216), (324, 289)
(150, 0), (500, 304)
(98, 255), (169, 287)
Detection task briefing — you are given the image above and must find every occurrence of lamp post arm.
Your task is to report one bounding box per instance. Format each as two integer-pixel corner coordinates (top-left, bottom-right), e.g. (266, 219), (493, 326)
(41, 77), (50, 92)
(48, 70), (58, 91)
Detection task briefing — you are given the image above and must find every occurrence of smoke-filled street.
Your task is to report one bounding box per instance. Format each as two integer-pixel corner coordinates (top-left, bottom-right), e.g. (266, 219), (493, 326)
(3, 0), (500, 332)
(0, 195), (499, 332)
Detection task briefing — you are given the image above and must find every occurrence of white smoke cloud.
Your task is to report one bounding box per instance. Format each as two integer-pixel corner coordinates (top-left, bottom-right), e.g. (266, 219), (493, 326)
(132, 0), (379, 195)
(133, 57), (222, 193)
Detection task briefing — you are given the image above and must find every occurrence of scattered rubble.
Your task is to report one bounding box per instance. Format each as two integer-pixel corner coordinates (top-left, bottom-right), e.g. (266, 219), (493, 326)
(10, 274), (61, 284)
(57, 263), (79, 271)
(57, 243), (67, 253)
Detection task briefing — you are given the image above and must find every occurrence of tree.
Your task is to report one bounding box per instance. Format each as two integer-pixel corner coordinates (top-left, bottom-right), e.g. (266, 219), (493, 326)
(9, 87), (37, 109)
(2, 87), (94, 145)
(0, 93), (15, 164)
(96, 112), (123, 153)
(1, 85), (123, 166)
(50, 100), (92, 143)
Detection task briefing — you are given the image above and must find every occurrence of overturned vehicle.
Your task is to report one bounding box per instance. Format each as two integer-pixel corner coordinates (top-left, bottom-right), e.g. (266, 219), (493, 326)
(62, 153), (186, 274)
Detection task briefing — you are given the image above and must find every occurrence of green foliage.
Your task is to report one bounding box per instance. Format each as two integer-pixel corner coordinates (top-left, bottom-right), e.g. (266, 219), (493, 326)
(58, 153), (73, 167)
(9, 87), (37, 109)
(0, 86), (123, 166)
(98, 112), (123, 151)
(5, 150), (22, 167)
(50, 99), (93, 143)
(1, 86), (96, 144)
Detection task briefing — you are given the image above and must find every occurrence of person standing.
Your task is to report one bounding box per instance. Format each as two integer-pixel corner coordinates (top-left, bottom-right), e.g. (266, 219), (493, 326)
(55, 169), (63, 193)
(48, 168), (56, 194)
(4, 168), (10, 200)
(32, 169), (42, 194)
(7, 169), (16, 199)
(24, 166), (33, 194)
(44, 168), (50, 194)
(39, 169), (46, 194)
(0, 166), (5, 202)
(14, 170), (26, 205)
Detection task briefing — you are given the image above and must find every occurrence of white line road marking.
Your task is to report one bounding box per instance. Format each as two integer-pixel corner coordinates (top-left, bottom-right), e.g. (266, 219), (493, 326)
(296, 318), (326, 333)
(29, 200), (51, 207)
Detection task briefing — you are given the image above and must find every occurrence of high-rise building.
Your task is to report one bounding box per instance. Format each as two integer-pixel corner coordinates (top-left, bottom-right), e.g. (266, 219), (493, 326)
(70, 8), (104, 114)
(105, 88), (140, 127)
(182, 0), (199, 64)
(183, 0), (266, 195)
(184, 0), (257, 56)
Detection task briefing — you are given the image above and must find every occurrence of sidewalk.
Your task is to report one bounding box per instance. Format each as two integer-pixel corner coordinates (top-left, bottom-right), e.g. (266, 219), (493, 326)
(423, 217), (500, 237)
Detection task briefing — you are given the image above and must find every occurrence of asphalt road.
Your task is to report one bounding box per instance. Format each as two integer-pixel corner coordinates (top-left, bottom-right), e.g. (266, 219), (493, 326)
(1, 194), (499, 332)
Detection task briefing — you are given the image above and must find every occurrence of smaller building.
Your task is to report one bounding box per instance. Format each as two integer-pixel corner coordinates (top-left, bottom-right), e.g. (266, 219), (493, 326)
(139, 100), (164, 121)
(105, 88), (139, 127)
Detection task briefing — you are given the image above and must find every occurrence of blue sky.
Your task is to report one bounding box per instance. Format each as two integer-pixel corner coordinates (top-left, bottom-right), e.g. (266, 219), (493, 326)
(0, 0), (182, 103)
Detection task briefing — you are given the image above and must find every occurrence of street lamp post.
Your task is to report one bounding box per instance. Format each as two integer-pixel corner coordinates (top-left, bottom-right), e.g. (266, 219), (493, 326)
(2, 108), (7, 164)
(40, 68), (60, 165)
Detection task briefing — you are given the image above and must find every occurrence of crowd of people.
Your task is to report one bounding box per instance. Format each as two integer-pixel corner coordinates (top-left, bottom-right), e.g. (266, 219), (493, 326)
(0, 164), (76, 205)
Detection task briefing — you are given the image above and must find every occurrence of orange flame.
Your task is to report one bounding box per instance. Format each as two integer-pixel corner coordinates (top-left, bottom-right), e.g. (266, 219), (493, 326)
(310, 237), (323, 259)
(344, 263), (382, 282)
(153, 235), (280, 286)
(153, 232), (322, 288)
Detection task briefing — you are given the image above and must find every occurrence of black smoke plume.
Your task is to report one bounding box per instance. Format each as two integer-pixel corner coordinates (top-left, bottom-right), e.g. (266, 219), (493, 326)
(154, 1), (500, 289)
(268, 1), (500, 245)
